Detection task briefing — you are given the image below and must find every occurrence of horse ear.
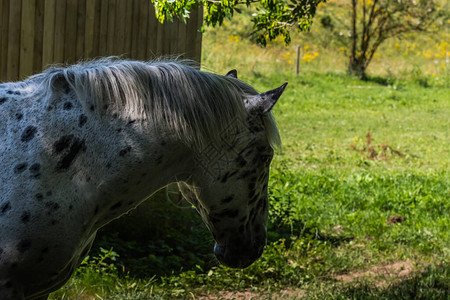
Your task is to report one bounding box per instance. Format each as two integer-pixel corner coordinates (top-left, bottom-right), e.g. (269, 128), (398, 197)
(225, 69), (237, 78)
(253, 82), (288, 114)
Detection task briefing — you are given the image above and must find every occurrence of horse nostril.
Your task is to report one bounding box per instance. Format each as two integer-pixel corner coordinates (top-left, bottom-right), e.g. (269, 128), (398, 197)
(213, 243), (225, 261)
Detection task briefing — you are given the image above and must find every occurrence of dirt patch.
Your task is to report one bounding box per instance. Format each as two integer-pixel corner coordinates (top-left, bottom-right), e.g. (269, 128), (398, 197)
(334, 261), (416, 288)
(387, 215), (406, 225)
(194, 288), (306, 300)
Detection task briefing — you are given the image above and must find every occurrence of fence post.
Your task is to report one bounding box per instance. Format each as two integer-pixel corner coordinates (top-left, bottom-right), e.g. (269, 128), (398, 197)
(296, 45), (301, 76)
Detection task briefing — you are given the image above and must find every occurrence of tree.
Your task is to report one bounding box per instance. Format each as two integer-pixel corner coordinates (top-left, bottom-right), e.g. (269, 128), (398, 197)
(151, 0), (324, 46)
(152, 0), (447, 78)
(345, 0), (445, 78)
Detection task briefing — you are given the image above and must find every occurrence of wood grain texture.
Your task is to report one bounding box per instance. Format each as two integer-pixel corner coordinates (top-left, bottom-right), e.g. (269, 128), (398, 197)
(1, 0), (202, 82)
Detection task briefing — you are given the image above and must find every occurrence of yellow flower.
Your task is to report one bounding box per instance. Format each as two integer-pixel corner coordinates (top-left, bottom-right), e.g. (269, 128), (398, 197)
(302, 53), (314, 62)
(227, 35), (239, 43)
(422, 50), (433, 58)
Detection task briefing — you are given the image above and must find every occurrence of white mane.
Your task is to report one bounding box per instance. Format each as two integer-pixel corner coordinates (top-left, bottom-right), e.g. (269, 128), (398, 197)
(33, 58), (280, 149)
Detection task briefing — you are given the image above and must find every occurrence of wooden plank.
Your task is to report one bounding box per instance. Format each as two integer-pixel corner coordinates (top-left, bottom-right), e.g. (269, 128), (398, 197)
(0, 0), (10, 81)
(194, 8), (203, 62)
(98, 0), (109, 56)
(33, 0), (45, 74)
(53, 0), (66, 63)
(137, 0), (149, 60)
(146, 2), (158, 59)
(168, 19), (179, 56)
(84, 0), (95, 57)
(42, 0), (56, 68)
(123, 0), (133, 57)
(115, 0), (126, 55)
(7, 0), (21, 80)
(76, 0), (87, 59)
(90, 0), (102, 57)
(65, 0), (79, 63)
(162, 21), (175, 56)
(185, 10), (195, 60)
(106, 0), (115, 56)
(177, 16), (187, 58)
(155, 17), (164, 57)
(130, 0), (140, 58)
(0, 0), (4, 80)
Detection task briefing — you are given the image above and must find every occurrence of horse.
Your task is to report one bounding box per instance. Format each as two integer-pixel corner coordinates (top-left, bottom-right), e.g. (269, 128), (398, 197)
(0, 58), (287, 299)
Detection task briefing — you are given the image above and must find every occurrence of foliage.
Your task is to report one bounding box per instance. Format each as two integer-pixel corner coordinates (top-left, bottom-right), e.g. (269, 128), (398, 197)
(91, 191), (214, 277)
(76, 247), (120, 278)
(151, 0), (324, 46)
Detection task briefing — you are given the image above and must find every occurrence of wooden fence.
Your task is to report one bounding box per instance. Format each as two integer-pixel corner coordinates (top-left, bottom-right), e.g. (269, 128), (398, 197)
(0, 0), (203, 82)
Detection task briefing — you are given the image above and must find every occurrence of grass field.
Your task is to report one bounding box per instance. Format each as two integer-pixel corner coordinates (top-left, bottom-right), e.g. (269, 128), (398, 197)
(50, 3), (449, 299)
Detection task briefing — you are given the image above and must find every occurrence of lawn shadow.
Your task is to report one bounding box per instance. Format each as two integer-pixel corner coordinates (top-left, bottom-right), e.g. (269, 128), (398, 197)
(268, 217), (354, 248)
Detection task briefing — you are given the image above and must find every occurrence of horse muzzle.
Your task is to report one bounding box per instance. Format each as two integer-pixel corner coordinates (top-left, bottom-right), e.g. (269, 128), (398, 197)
(213, 241), (265, 268)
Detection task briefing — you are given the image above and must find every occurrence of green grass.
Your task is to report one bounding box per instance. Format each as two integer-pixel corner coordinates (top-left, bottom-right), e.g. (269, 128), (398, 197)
(50, 3), (449, 299)
(50, 72), (449, 299)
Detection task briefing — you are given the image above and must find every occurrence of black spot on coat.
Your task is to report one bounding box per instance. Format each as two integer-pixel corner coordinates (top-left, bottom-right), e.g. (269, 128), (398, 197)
(110, 202), (122, 210)
(220, 170), (238, 183)
(63, 102), (73, 110)
(14, 163), (28, 174)
(17, 239), (32, 253)
(119, 146), (132, 157)
(54, 135), (74, 153)
(78, 114), (88, 127)
(53, 135), (86, 171)
(29, 163), (41, 179)
(45, 201), (60, 213)
(1, 202), (11, 214)
(21, 211), (31, 223)
(214, 209), (239, 219)
(21, 126), (37, 142)
(0, 97), (7, 105)
(235, 156), (247, 168)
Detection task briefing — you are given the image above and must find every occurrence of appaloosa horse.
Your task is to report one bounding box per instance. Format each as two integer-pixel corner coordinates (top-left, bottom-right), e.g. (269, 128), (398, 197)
(0, 58), (287, 299)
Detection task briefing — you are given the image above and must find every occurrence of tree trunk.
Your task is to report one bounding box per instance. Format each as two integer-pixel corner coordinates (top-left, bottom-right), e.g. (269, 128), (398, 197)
(348, 59), (367, 78)
(348, 0), (366, 78)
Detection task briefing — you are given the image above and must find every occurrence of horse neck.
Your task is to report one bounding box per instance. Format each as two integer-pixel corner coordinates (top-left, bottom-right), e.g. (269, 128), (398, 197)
(88, 123), (194, 212)
(46, 110), (195, 228)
